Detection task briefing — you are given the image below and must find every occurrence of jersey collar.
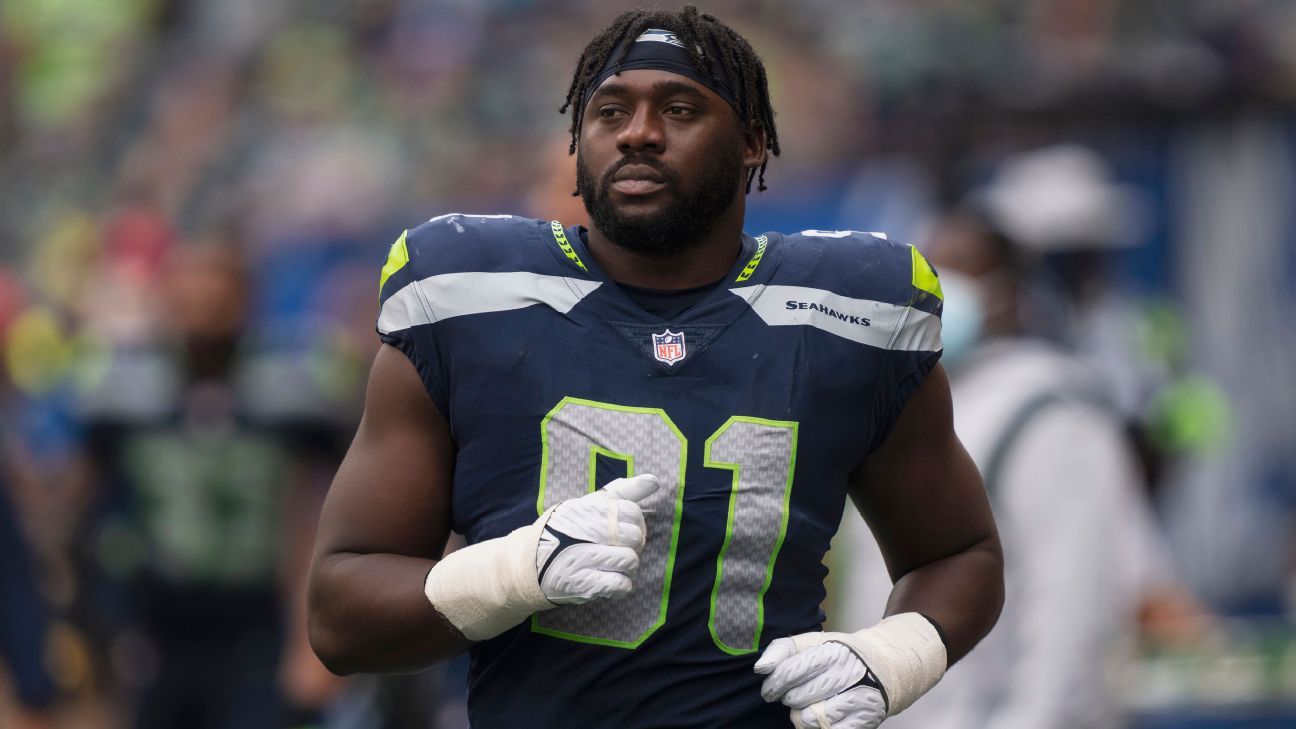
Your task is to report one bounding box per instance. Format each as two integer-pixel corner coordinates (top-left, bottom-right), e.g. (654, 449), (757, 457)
(547, 224), (784, 324)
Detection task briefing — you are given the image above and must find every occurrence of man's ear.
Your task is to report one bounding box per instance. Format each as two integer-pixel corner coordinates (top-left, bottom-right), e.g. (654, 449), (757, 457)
(742, 121), (768, 170)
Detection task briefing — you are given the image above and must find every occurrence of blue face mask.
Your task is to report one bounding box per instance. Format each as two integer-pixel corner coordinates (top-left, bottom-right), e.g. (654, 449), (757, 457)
(937, 271), (985, 366)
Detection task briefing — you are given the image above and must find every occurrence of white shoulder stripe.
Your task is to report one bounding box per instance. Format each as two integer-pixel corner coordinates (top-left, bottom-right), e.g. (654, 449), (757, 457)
(731, 285), (941, 352)
(378, 272), (602, 334)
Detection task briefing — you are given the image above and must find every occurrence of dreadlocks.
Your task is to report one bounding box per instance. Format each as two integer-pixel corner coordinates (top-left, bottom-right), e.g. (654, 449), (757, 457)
(560, 5), (780, 193)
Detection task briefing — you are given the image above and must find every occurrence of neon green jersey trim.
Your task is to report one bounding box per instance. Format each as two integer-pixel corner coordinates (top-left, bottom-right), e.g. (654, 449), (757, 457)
(910, 244), (943, 300)
(735, 235), (769, 282)
(378, 230), (410, 296)
(550, 221), (587, 272)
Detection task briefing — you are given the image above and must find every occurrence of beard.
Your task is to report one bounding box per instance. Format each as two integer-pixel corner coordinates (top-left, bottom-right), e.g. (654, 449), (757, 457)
(577, 145), (744, 256)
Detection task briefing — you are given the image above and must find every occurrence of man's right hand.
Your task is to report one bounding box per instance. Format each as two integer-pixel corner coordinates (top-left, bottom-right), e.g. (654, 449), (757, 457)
(536, 474), (658, 605)
(421, 469), (659, 641)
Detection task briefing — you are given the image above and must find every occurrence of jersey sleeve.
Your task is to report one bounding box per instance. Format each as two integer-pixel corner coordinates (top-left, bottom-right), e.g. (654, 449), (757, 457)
(375, 226), (452, 419)
(865, 241), (944, 453)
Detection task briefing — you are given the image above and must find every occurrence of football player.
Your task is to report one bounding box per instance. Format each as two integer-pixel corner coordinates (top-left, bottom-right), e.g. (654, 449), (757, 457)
(308, 7), (1003, 728)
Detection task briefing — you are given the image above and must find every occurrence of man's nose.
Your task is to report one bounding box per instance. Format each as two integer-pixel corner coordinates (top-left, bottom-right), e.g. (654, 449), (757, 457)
(617, 106), (665, 153)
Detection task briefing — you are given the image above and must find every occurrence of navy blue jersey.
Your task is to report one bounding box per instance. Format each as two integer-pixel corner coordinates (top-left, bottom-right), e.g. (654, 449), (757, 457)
(377, 214), (943, 729)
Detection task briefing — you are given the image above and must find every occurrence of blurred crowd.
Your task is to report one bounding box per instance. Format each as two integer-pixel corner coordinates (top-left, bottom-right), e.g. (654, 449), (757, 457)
(1, 1), (1295, 727)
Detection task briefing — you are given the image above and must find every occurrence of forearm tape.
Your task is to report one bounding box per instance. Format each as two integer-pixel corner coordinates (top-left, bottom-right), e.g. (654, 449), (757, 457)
(423, 511), (554, 641)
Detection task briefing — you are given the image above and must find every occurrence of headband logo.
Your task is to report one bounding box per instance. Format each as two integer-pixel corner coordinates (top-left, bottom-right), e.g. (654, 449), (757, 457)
(635, 29), (686, 49)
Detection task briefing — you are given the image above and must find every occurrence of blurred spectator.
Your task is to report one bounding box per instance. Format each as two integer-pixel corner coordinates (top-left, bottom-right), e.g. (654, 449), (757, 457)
(974, 143), (1229, 640)
(75, 242), (348, 729)
(976, 144), (1159, 421)
(834, 210), (1205, 729)
(0, 268), (57, 728)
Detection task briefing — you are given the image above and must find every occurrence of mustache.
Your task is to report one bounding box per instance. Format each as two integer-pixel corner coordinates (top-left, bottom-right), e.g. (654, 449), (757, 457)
(602, 155), (674, 188)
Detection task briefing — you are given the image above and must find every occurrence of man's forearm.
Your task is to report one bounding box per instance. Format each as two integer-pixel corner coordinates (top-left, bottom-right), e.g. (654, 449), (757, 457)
(308, 552), (471, 675)
(883, 534), (1004, 664)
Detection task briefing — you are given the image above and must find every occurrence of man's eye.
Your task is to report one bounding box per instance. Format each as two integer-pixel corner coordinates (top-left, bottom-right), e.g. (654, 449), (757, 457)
(666, 106), (692, 116)
(599, 108), (624, 118)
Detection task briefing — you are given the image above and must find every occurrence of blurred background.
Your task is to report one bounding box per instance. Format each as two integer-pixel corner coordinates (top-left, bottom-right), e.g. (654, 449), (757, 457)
(1, 0), (1294, 727)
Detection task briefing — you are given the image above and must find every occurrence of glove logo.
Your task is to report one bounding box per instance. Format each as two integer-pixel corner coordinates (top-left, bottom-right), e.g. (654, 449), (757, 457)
(652, 329), (687, 366)
(537, 526), (594, 583)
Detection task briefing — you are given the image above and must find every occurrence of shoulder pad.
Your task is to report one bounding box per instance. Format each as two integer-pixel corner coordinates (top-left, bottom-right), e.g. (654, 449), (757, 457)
(378, 213), (545, 300)
(778, 229), (943, 313)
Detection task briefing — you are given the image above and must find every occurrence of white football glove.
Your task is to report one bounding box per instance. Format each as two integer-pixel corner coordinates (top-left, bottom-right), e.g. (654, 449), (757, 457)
(755, 635), (887, 729)
(423, 473), (659, 641)
(535, 474), (657, 604)
(754, 614), (947, 729)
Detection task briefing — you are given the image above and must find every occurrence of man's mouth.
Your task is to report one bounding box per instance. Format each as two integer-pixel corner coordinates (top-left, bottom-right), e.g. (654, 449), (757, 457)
(609, 164), (668, 196)
(611, 179), (666, 195)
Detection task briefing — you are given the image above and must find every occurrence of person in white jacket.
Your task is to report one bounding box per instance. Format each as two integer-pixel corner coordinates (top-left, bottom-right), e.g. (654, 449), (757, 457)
(835, 210), (1180, 729)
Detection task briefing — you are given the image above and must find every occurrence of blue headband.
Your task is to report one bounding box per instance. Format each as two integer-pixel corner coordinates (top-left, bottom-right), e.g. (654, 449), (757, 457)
(584, 28), (740, 113)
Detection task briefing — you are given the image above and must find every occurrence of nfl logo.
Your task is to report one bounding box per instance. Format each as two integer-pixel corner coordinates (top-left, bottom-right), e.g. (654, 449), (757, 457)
(652, 329), (687, 366)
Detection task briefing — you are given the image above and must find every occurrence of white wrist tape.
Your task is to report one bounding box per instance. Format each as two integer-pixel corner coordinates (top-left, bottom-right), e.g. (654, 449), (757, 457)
(423, 509), (555, 641)
(809, 613), (947, 715)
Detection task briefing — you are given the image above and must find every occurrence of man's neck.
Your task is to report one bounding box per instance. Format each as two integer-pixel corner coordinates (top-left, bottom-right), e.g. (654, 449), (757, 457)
(585, 207), (746, 289)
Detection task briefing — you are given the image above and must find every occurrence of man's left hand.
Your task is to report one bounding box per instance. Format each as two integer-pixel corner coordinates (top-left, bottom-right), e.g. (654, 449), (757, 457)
(755, 633), (888, 729)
